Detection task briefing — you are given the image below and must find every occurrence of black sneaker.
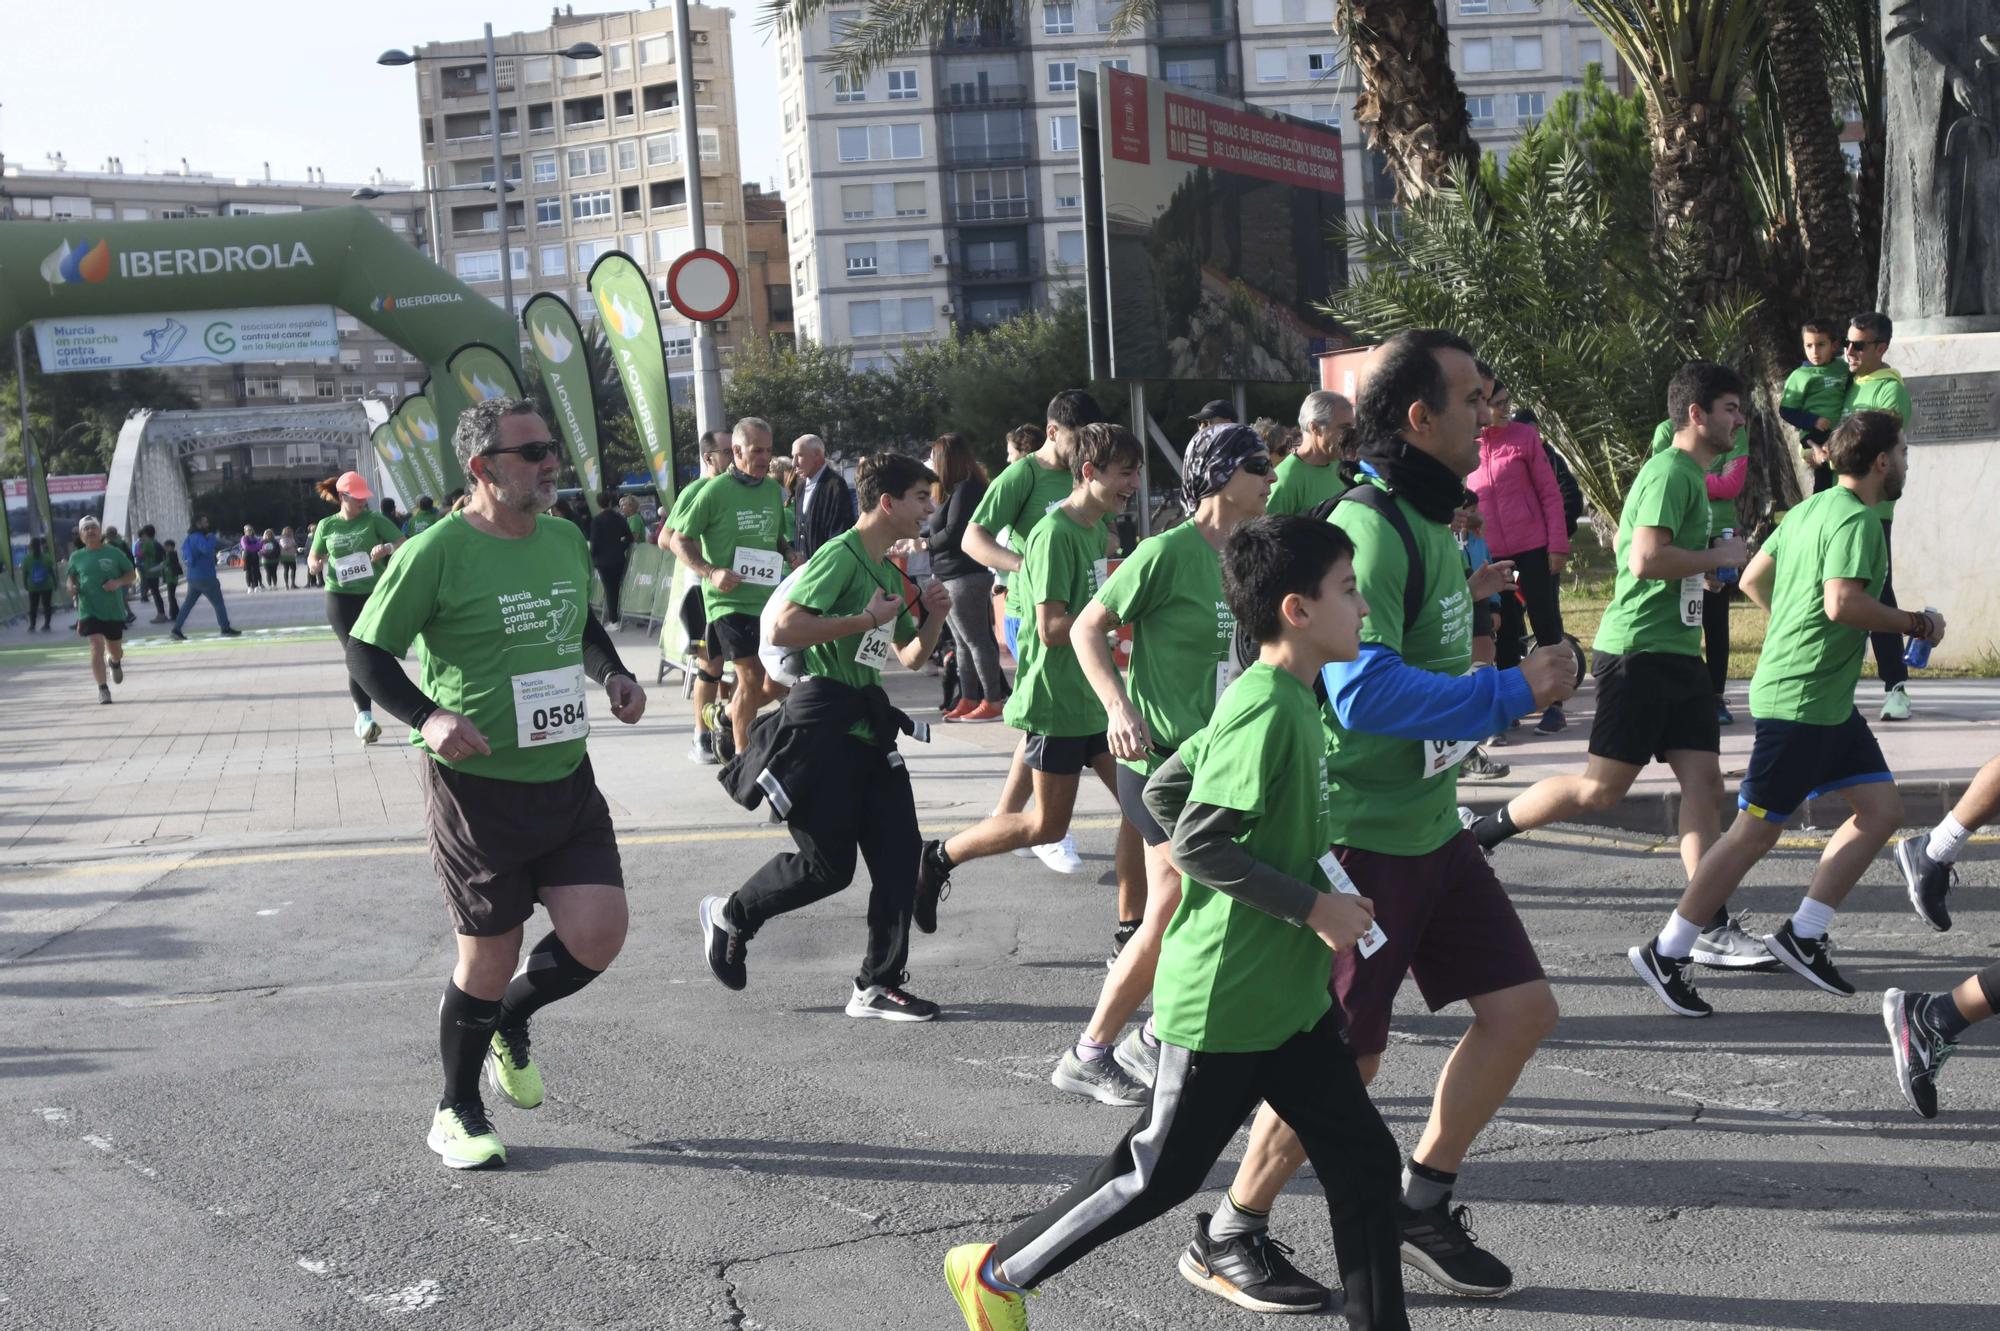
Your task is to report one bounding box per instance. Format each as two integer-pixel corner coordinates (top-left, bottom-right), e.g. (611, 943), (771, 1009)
(1398, 1200), (1513, 1298)
(219, 627), (242, 637)
(844, 979), (940, 1022)
(1894, 834), (1955, 932)
(913, 840), (952, 935)
(1460, 746), (1510, 781)
(170, 629), (187, 641)
(1883, 988), (1955, 1119)
(1627, 939), (1712, 1017)
(1762, 920), (1854, 996)
(1178, 1212), (1330, 1313)
(698, 894), (748, 990)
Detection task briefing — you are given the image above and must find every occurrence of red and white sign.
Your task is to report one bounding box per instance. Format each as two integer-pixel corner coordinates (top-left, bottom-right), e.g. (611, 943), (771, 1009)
(1108, 68), (1152, 165)
(1163, 92), (1344, 195)
(665, 247), (740, 323)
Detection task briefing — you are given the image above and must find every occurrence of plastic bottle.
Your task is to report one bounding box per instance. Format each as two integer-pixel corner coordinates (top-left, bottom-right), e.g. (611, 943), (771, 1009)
(1905, 606), (1940, 669)
(1714, 528), (1737, 585)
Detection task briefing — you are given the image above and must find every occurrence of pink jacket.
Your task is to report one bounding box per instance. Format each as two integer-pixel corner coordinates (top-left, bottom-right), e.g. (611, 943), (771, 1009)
(1468, 422), (1569, 558)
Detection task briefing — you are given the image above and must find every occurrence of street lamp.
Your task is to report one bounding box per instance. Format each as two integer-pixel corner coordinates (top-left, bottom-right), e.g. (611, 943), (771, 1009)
(377, 29), (603, 318)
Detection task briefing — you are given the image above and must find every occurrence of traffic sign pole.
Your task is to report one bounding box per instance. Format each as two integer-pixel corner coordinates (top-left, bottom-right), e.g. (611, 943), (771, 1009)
(674, 0), (725, 447)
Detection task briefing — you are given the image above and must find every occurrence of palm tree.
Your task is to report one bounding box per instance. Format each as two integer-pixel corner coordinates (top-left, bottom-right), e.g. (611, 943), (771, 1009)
(1766, 0), (1866, 322)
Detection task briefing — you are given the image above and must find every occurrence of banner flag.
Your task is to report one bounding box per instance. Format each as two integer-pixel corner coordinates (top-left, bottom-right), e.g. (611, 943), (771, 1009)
(412, 380), (464, 493)
(444, 341), (525, 406)
(370, 421), (424, 513)
(586, 251), (677, 512)
(390, 390), (451, 500)
(521, 294), (607, 513)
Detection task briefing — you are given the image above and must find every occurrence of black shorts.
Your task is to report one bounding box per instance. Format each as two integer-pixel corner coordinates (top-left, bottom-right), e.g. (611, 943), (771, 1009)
(709, 611), (762, 663)
(77, 617), (125, 641)
(1587, 650), (1719, 765)
(1114, 761), (1170, 846)
(419, 754), (624, 936)
(1739, 709), (1892, 823)
(1024, 731), (1110, 777)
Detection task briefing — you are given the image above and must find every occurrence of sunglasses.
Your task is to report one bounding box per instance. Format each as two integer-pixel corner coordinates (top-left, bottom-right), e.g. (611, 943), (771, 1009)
(1844, 339), (1880, 351)
(1235, 455), (1275, 476)
(481, 442), (560, 463)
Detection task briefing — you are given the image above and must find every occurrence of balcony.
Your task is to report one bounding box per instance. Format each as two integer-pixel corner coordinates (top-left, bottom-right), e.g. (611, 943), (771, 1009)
(1154, 9), (1235, 38)
(951, 199), (1031, 222)
(958, 256), (1041, 282)
(943, 20), (1022, 50)
(1162, 73), (1237, 94)
(944, 142), (1031, 165)
(945, 83), (1029, 107)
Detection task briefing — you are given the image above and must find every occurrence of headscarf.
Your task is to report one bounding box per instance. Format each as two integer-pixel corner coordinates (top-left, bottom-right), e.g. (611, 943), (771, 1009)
(1180, 423), (1267, 514)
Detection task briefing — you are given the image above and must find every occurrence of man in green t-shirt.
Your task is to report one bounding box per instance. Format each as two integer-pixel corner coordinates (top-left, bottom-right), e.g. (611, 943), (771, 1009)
(1212, 330), (1575, 1307)
(916, 423), (1142, 909)
(667, 418), (794, 758)
(1645, 413), (1749, 715)
(133, 524), (170, 623)
(661, 432), (736, 766)
(945, 515), (1409, 1331)
(1629, 409), (1944, 1019)
(1839, 310), (1919, 721)
(404, 495), (439, 537)
(1469, 363), (1766, 971)
(1266, 389), (1353, 516)
(67, 516), (137, 705)
(698, 452), (953, 1019)
(346, 399), (647, 1172)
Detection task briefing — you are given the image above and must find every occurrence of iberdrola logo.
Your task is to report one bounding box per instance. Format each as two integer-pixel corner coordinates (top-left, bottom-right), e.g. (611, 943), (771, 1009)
(412, 413), (440, 443)
(381, 435), (404, 463)
(597, 290), (645, 340)
(41, 239), (113, 286)
(530, 320), (575, 364)
(459, 371), (507, 402)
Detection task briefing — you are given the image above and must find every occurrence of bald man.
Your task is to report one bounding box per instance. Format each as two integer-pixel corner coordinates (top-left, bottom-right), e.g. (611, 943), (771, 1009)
(1266, 390), (1355, 516)
(793, 434), (856, 559)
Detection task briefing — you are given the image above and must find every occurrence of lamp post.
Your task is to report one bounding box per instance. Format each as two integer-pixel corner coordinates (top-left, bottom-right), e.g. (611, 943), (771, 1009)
(379, 29), (602, 320)
(352, 179), (515, 275)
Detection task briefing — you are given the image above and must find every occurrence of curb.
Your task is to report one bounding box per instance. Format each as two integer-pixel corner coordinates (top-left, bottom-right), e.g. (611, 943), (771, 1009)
(1455, 777), (1976, 839)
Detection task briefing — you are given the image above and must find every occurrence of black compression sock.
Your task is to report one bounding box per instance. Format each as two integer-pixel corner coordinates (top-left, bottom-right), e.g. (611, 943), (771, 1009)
(498, 933), (604, 1033)
(439, 981), (504, 1107)
(1475, 806), (1521, 850)
(1923, 992), (1974, 1042)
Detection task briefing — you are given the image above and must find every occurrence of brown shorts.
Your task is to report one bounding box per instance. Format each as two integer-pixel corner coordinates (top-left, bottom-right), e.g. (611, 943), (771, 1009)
(419, 754), (624, 936)
(1326, 831), (1545, 1057)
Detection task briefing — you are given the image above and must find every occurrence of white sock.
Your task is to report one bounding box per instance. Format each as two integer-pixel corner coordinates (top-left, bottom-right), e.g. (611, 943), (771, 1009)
(1928, 814), (1971, 865)
(1655, 912), (1703, 959)
(1791, 898), (1837, 940)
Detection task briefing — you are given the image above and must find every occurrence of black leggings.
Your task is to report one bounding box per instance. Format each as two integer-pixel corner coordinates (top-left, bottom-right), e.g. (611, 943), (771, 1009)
(1704, 585), (1730, 696)
(1493, 546), (1566, 671)
(29, 590), (53, 627)
(1868, 519), (1908, 692)
(326, 591), (374, 711)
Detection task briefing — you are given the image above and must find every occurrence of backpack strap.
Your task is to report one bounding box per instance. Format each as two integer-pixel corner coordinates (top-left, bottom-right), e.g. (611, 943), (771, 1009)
(1311, 482), (1425, 634)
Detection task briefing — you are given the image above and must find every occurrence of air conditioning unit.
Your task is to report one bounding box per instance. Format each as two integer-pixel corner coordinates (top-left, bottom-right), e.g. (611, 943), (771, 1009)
(932, 254), (946, 266)
(939, 303), (955, 316)
(694, 31), (710, 43)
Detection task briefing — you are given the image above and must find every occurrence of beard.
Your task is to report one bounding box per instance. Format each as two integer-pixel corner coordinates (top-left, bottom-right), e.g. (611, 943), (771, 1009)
(491, 476), (555, 514)
(1884, 467), (1906, 501)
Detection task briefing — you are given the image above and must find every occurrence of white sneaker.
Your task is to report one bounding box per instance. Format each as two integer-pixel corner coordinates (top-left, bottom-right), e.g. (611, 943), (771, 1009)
(1032, 833), (1084, 875)
(354, 713), (381, 745)
(1880, 686), (1911, 722)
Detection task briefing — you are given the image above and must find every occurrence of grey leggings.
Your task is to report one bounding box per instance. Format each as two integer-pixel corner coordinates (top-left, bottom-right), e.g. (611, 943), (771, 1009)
(943, 570), (1009, 705)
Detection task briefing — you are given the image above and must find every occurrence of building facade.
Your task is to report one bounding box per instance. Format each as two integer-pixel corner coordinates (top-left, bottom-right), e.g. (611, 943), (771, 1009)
(742, 184), (796, 347)
(777, 0), (1621, 367)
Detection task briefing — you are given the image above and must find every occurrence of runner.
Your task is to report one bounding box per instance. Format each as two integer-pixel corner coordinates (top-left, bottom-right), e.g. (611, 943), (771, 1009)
(915, 423), (1143, 918)
(67, 517), (137, 705)
(698, 452), (953, 1018)
(1464, 363), (1770, 971)
(945, 515), (1410, 1331)
(1885, 962), (2000, 1119)
(1049, 423), (1272, 1109)
(169, 515), (240, 640)
(21, 536), (57, 631)
(1199, 330), (1575, 1308)
(133, 526), (170, 622)
(344, 398), (646, 1170)
(1626, 410), (1945, 1018)
(1643, 413), (1749, 723)
(1266, 389), (1352, 516)
(307, 471), (407, 745)
(961, 390), (1108, 876)
(1895, 752), (2000, 931)
(404, 495), (440, 538)
(666, 418), (792, 758)
(661, 432), (735, 765)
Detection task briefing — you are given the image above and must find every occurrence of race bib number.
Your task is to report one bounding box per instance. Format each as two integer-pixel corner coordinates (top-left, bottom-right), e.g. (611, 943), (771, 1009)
(1679, 573), (1704, 627)
(1317, 851), (1387, 957)
(331, 549), (374, 584)
(1421, 736), (1479, 780)
(1091, 558), (1109, 592)
(1215, 659), (1241, 703)
(855, 620), (895, 671)
(733, 546), (783, 586)
(512, 665), (590, 748)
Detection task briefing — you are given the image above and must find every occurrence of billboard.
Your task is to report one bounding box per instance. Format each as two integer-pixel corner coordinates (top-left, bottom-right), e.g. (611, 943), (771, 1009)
(7, 473), (108, 565)
(1083, 68), (1349, 383)
(32, 305), (339, 373)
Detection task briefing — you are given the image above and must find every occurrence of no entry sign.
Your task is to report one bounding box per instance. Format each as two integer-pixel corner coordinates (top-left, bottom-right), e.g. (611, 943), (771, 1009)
(665, 248), (739, 322)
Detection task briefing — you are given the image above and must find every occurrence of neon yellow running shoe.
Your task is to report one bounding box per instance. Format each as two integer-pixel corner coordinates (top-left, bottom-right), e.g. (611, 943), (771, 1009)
(945, 1244), (1030, 1331)
(427, 1102), (506, 1170)
(485, 1026), (544, 1109)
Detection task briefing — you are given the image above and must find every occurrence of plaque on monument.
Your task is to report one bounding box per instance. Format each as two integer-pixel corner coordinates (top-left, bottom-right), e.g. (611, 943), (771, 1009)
(1907, 373), (2000, 446)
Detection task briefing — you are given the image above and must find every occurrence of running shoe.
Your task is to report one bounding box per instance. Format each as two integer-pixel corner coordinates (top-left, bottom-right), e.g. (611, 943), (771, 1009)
(1534, 705), (1566, 734)
(1398, 1199), (1513, 1298)
(944, 1243), (1030, 1331)
(1883, 988), (1955, 1120)
(427, 1101), (506, 1170)
(962, 701), (1005, 722)
(219, 628), (242, 637)
(98, 684), (113, 706)
(1691, 912), (1780, 970)
(686, 729), (718, 766)
(1031, 834), (1084, 875)
(914, 840), (952, 935)
(1459, 747), (1509, 782)
(1628, 939), (1713, 1017)
(699, 894), (748, 990)
(1179, 1212), (1330, 1313)
(1050, 1048), (1149, 1106)
(1894, 834), (1956, 932)
(942, 698), (978, 721)
(110, 659), (123, 684)
(485, 1025), (544, 1110)
(1762, 920), (1854, 996)
(1112, 1024), (1159, 1088)
(1715, 700), (1735, 726)
(845, 980), (940, 1022)
(1880, 685), (1910, 721)
(355, 713), (382, 745)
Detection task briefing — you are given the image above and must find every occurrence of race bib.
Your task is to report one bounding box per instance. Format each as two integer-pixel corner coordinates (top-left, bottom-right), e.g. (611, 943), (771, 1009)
(733, 546), (783, 586)
(1317, 851), (1387, 957)
(1091, 558), (1109, 592)
(512, 665), (590, 748)
(855, 620), (895, 671)
(1421, 736), (1479, 780)
(331, 549), (374, 584)
(1679, 573), (1704, 627)
(1215, 659), (1241, 704)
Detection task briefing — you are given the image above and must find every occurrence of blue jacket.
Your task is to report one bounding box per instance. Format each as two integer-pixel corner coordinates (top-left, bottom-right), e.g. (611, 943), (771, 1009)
(182, 530), (221, 580)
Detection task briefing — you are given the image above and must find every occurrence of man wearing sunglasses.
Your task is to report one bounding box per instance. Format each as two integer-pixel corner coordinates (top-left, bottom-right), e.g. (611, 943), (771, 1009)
(347, 398), (646, 1172)
(1838, 312), (1916, 721)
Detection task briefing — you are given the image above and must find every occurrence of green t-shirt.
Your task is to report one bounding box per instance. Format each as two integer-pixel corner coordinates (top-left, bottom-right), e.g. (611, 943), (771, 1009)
(1749, 486), (1887, 725)
(1152, 664), (1335, 1054)
(1094, 522), (1233, 775)
(1266, 453), (1345, 517)
(1782, 360), (1850, 425)
(310, 510), (406, 596)
(1003, 508), (1111, 738)
(626, 511), (645, 541)
(134, 538), (166, 578)
(405, 509), (438, 537)
(969, 454), (1079, 619)
(665, 476), (710, 531)
(1649, 418), (1747, 535)
(350, 513), (596, 784)
(69, 545), (134, 622)
(1596, 444), (1711, 658)
(1323, 481), (1473, 855)
(1841, 369), (1913, 520)
(785, 527), (919, 744)
(679, 474), (789, 617)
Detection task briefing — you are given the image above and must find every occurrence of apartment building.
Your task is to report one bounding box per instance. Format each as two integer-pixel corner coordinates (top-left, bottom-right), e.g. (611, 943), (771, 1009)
(742, 184), (796, 347)
(778, 0), (1619, 368)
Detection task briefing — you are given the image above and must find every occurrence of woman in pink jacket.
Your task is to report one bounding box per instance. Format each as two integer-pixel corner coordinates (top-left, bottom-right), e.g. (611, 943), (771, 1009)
(1468, 369), (1570, 733)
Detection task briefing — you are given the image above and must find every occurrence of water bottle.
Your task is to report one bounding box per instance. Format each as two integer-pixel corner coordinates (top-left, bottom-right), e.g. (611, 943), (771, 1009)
(1713, 528), (1737, 585)
(1905, 605), (1940, 669)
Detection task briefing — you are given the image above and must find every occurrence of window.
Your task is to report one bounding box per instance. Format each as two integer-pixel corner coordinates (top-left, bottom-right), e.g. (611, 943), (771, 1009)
(895, 180), (926, 215)
(608, 42), (630, 72)
(1103, 57), (1131, 72)
(1467, 95), (1496, 128)
(841, 183), (876, 219)
(1515, 91), (1544, 121)
(1256, 49), (1288, 83)
(1048, 61), (1077, 93)
(1050, 114), (1079, 152)
(374, 348), (399, 366)
(846, 242), (879, 275)
(616, 139), (639, 172)
(830, 9), (862, 38)
(1295, 101), (1339, 129)
(1512, 36), (1542, 70)
(339, 348), (362, 367)
(1307, 49), (1337, 76)
(523, 55), (553, 84)
(638, 36), (671, 66)
(536, 197), (562, 226)
(562, 51), (603, 78)
(1462, 37), (1492, 73)
(1459, 0), (1488, 12)
(663, 330), (693, 359)
(888, 69), (919, 100)
(646, 135), (679, 166)
(898, 239), (928, 274)
(653, 227), (692, 263)
(455, 251), (501, 283)
(1044, 2), (1075, 34)
(699, 128), (721, 161)
(567, 145), (610, 177)
(570, 189), (613, 220)
(1056, 230), (1085, 267)
(833, 70), (867, 102)
(1579, 39), (1603, 70)
(838, 123), (921, 161)
(540, 244), (567, 275)
(848, 298), (934, 337)
(900, 299), (934, 333)
(837, 127), (869, 161)
(532, 152), (558, 183)
(1054, 171), (1082, 209)
(341, 383), (366, 401)
(120, 206), (149, 221)
(576, 238), (613, 269)
(850, 300), (882, 337)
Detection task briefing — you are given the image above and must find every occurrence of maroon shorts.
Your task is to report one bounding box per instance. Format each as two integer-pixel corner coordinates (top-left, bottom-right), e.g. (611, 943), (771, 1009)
(1326, 831), (1545, 1057)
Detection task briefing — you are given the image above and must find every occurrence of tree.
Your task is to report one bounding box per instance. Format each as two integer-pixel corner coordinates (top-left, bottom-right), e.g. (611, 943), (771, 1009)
(1766, 0), (1866, 323)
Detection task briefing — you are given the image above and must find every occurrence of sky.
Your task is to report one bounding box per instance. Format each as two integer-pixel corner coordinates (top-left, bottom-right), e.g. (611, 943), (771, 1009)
(0, 0), (786, 191)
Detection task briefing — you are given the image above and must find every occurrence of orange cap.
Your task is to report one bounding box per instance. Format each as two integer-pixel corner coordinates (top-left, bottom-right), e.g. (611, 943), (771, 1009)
(336, 470), (373, 499)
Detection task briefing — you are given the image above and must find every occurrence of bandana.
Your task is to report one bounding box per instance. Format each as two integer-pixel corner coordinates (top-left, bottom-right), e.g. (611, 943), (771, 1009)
(1181, 423), (1266, 513)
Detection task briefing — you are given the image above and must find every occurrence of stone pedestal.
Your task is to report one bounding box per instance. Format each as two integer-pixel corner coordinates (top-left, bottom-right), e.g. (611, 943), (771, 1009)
(1890, 331), (2000, 669)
